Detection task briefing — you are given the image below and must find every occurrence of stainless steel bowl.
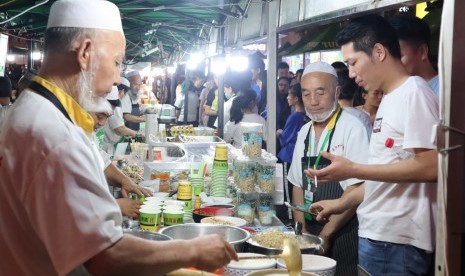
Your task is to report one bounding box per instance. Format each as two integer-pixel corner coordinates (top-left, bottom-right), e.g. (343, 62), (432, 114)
(160, 223), (250, 252)
(124, 229), (172, 241)
(246, 231), (323, 255)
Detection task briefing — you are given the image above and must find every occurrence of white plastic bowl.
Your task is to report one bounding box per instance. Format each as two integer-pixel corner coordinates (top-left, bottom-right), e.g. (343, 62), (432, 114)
(225, 253), (276, 276)
(277, 254), (336, 276)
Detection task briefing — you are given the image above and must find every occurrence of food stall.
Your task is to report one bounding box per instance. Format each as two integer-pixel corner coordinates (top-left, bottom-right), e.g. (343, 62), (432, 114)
(110, 117), (330, 274)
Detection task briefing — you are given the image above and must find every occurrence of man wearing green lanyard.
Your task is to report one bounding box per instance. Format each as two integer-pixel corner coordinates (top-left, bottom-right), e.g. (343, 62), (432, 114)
(287, 61), (369, 276)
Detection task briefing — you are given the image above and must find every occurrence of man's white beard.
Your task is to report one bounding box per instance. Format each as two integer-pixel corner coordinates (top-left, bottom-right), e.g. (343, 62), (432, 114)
(77, 68), (109, 113)
(306, 95), (338, 123)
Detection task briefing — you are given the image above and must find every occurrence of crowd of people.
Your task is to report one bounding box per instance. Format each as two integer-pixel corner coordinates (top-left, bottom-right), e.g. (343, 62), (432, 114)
(0, 0), (440, 274)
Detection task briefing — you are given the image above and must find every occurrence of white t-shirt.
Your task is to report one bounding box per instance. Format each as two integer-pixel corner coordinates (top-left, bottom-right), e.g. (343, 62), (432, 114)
(357, 76), (439, 252)
(288, 110), (369, 191)
(214, 95), (236, 128)
(343, 106), (372, 139)
(174, 91), (199, 122)
(0, 90), (122, 275)
(223, 113), (267, 148)
(104, 106), (125, 149)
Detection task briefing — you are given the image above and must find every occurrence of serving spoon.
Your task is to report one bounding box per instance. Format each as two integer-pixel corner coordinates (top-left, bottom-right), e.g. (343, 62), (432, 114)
(238, 238), (302, 276)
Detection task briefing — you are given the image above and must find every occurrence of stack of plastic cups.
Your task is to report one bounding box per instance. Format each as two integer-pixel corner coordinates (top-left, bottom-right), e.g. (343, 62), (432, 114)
(189, 175), (204, 209)
(210, 144), (228, 197)
(177, 181), (193, 222)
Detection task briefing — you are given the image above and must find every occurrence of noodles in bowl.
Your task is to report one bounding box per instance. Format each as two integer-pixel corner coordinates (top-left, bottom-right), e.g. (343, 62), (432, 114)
(250, 228), (320, 250)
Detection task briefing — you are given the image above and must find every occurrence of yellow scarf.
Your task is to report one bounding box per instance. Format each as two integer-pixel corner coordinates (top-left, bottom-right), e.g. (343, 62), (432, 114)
(32, 76), (94, 134)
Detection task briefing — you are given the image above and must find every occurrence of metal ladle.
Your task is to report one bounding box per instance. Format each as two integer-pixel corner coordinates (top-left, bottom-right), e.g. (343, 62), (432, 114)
(239, 238), (303, 276)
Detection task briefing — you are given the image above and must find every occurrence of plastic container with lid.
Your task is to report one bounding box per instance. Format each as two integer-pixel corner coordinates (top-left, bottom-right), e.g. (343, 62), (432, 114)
(224, 253), (276, 276)
(236, 190), (258, 224)
(256, 157), (277, 193)
(235, 156), (256, 192)
(257, 192), (275, 225)
(242, 123), (263, 158)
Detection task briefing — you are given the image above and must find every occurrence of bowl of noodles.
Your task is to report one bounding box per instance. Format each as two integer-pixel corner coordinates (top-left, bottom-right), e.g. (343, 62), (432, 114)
(246, 228), (323, 255)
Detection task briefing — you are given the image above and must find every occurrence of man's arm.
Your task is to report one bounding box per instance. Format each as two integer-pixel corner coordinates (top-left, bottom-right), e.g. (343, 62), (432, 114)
(305, 148), (437, 183)
(123, 113), (145, 123)
(85, 234), (238, 275)
(292, 186), (308, 233)
(310, 184), (365, 221)
(317, 183), (361, 254)
(113, 125), (138, 138)
(104, 163), (152, 197)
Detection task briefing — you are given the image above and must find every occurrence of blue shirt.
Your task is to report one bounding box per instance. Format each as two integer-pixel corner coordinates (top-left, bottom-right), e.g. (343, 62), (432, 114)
(278, 111), (306, 163)
(428, 75), (439, 98)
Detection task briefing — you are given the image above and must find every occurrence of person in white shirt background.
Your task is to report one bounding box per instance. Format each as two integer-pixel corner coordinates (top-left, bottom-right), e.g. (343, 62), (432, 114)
(223, 88), (267, 148)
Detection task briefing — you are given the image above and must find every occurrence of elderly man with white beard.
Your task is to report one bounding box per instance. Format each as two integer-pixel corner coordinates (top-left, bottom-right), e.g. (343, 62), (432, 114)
(0, 0), (237, 275)
(287, 62), (369, 276)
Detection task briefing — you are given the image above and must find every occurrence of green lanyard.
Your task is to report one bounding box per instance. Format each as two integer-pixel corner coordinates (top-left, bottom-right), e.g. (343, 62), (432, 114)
(306, 106), (342, 186)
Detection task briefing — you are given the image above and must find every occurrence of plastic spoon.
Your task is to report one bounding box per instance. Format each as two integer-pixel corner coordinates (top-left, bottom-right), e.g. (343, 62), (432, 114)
(239, 238), (302, 276)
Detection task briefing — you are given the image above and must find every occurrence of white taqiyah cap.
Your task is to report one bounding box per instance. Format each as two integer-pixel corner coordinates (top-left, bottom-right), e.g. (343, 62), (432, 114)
(87, 100), (113, 114)
(107, 86), (119, 101)
(47, 0), (123, 34)
(126, 71), (140, 78)
(120, 77), (130, 88)
(303, 61), (338, 79)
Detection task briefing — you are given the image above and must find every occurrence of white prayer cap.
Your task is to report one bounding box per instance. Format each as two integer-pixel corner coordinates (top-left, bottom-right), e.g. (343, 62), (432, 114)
(120, 77), (130, 88)
(47, 0), (123, 34)
(126, 71), (140, 78)
(107, 86), (119, 101)
(302, 61), (338, 79)
(87, 99), (113, 114)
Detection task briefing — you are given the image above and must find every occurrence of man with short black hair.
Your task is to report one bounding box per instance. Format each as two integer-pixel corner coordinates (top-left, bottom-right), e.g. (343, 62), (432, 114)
(308, 14), (438, 275)
(389, 15), (439, 97)
(277, 61), (290, 78)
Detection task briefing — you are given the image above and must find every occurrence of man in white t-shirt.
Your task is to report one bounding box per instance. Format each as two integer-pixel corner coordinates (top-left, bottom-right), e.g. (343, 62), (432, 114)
(308, 15), (438, 276)
(287, 62), (369, 275)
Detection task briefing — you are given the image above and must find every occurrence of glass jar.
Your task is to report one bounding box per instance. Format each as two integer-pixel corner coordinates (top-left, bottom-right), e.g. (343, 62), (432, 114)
(235, 156), (256, 192)
(236, 190), (257, 224)
(256, 157), (277, 193)
(257, 192), (275, 225)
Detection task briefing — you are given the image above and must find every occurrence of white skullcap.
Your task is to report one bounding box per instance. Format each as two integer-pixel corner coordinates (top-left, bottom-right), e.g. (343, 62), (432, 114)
(107, 86), (119, 101)
(87, 100), (113, 114)
(126, 71), (140, 78)
(47, 0), (123, 34)
(302, 61), (338, 79)
(120, 77), (130, 88)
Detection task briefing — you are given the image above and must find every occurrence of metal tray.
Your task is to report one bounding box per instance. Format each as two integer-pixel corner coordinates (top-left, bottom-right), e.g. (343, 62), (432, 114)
(245, 231), (323, 255)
